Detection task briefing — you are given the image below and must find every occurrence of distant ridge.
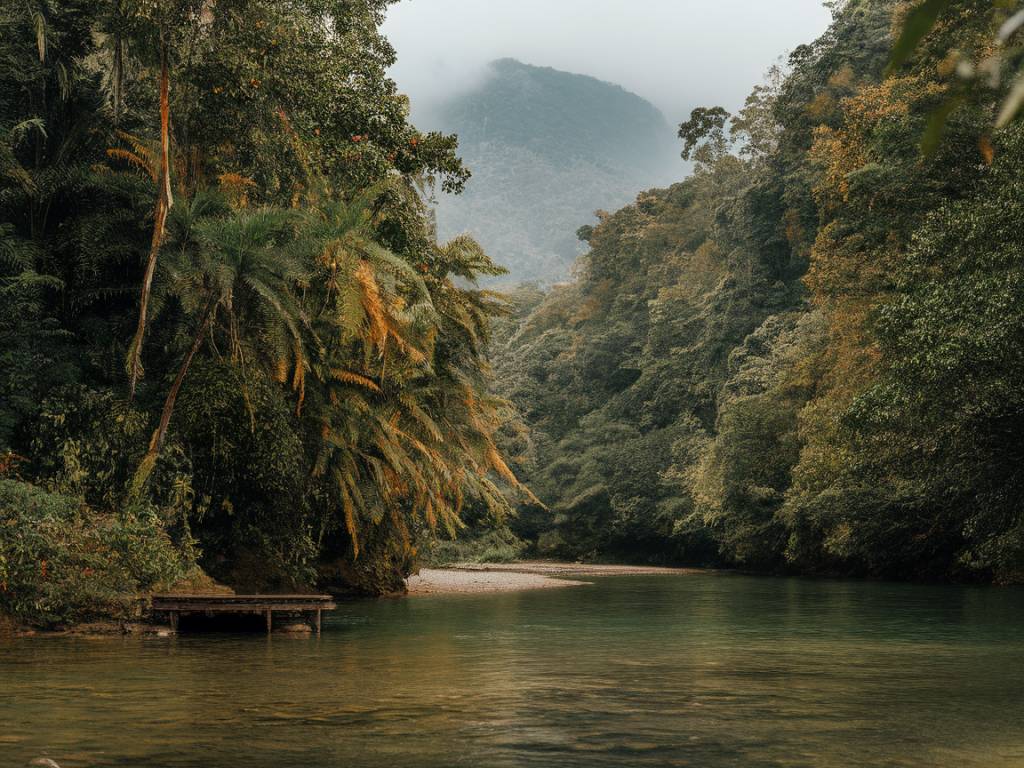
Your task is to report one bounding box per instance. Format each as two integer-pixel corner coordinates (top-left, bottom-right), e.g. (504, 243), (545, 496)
(428, 59), (681, 284)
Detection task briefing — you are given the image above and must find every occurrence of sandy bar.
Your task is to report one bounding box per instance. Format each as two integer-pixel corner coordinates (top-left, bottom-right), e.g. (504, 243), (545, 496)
(405, 561), (701, 595)
(450, 562), (703, 577)
(406, 568), (588, 595)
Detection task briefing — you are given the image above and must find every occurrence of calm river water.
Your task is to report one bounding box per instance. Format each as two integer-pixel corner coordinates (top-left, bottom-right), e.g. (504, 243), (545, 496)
(2, 573), (1023, 767)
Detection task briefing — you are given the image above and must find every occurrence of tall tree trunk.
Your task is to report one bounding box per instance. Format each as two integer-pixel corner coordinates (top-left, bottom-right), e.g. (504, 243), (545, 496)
(112, 35), (125, 124)
(132, 301), (215, 493)
(127, 40), (174, 399)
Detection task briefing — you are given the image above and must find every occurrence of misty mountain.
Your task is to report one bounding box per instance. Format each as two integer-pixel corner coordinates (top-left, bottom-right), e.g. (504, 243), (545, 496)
(424, 59), (682, 284)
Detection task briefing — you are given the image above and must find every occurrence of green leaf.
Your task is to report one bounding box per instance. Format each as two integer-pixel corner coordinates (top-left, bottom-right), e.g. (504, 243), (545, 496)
(921, 94), (965, 158)
(886, 0), (953, 76)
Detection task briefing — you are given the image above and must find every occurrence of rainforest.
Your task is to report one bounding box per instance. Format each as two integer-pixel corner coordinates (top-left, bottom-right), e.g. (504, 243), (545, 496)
(3, 0), (1024, 630)
(5, 1), (1024, 766)
(0, 0), (531, 626)
(493, 0), (1024, 585)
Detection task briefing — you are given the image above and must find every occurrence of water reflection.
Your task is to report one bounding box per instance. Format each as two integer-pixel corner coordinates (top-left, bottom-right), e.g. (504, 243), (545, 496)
(2, 574), (1023, 767)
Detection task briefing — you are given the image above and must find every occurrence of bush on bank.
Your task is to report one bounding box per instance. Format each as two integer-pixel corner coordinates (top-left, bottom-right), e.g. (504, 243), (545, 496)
(0, 480), (193, 628)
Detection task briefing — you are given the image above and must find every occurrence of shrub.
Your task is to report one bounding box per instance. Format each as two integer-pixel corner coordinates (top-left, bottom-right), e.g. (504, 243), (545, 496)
(0, 480), (192, 627)
(422, 528), (528, 567)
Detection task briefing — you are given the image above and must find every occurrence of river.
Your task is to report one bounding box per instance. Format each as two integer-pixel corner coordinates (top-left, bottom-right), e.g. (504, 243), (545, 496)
(2, 572), (1023, 767)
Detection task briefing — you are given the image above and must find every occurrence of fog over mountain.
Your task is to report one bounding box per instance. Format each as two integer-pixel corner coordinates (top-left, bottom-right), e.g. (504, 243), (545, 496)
(419, 59), (680, 284)
(382, 0), (834, 121)
(382, 1), (833, 283)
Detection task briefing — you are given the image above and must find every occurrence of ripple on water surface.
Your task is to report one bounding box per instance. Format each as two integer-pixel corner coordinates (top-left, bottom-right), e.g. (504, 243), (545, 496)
(2, 573), (1024, 767)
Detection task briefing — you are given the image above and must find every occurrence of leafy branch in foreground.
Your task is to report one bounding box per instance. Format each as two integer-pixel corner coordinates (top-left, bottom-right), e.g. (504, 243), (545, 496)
(888, 0), (1024, 153)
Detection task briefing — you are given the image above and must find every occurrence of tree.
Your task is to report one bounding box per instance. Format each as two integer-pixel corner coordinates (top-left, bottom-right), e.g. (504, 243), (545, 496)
(304, 197), (530, 568)
(887, 1), (1021, 152)
(106, 0), (204, 397)
(678, 106), (732, 165)
(134, 197), (307, 489)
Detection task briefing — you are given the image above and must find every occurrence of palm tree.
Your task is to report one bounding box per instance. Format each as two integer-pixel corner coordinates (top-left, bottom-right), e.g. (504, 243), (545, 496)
(305, 188), (434, 355)
(301, 190), (438, 555)
(133, 195), (308, 490)
(303, 199), (535, 558)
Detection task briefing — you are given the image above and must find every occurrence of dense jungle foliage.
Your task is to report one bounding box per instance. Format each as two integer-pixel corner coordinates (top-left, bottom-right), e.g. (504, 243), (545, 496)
(0, 0), (530, 625)
(497, 0), (1024, 584)
(4, 0), (1023, 628)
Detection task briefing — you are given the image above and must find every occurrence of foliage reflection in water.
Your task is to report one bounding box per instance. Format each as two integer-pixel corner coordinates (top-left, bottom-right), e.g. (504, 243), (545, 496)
(2, 574), (1023, 768)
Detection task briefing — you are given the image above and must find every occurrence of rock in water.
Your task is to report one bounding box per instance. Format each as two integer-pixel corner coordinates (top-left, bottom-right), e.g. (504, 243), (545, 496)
(275, 622), (313, 635)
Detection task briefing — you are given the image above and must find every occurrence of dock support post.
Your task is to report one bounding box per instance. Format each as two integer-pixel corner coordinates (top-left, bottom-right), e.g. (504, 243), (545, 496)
(315, 609), (322, 635)
(265, 609), (272, 634)
(169, 610), (178, 632)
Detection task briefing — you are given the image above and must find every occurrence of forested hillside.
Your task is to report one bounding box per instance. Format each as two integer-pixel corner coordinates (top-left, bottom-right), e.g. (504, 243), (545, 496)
(0, 0), (529, 626)
(425, 59), (680, 284)
(3, 0), (1023, 633)
(497, 0), (1024, 583)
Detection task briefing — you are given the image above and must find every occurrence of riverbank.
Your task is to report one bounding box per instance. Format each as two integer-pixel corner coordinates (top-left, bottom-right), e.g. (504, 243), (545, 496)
(1, 563), (699, 632)
(405, 561), (700, 595)
(0, 618), (176, 639)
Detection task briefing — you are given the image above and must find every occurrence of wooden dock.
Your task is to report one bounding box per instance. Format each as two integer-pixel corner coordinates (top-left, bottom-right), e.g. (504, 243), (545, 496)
(151, 594), (337, 634)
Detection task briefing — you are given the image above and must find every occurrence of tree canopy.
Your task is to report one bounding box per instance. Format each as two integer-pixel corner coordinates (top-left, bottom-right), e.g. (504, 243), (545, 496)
(0, 0), (526, 624)
(495, 0), (1024, 584)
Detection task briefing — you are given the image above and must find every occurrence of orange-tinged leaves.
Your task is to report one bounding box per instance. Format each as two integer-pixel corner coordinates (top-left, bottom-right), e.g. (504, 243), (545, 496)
(979, 134), (995, 165)
(330, 369), (382, 393)
(340, 484), (359, 559)
(293, 340), (306, 415)
(274, 356), (289, 384)
(810, 76), (942, 210)
(218, 173), (256, 208)
(354, 260), (388, 351)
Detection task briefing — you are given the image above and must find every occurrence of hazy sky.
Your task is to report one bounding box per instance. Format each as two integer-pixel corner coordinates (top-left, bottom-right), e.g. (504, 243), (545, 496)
(382, 0), (834, 124)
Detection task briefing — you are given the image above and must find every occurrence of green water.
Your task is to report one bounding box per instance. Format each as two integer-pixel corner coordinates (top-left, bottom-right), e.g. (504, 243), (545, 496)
(2, 573), (1024, 767)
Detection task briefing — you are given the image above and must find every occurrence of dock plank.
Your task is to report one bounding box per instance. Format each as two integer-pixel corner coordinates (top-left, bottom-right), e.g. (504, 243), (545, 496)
(150, 594), (337, 633)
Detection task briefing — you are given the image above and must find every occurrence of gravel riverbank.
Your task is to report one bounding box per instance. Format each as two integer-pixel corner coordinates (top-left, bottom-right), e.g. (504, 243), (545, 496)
(405, 562), (700, 595)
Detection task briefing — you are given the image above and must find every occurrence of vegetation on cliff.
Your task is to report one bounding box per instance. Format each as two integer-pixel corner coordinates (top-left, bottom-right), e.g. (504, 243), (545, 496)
(496, 0), (1024, 583)
(0, 0), (526, 625)
(4, 0), (1023, 629)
